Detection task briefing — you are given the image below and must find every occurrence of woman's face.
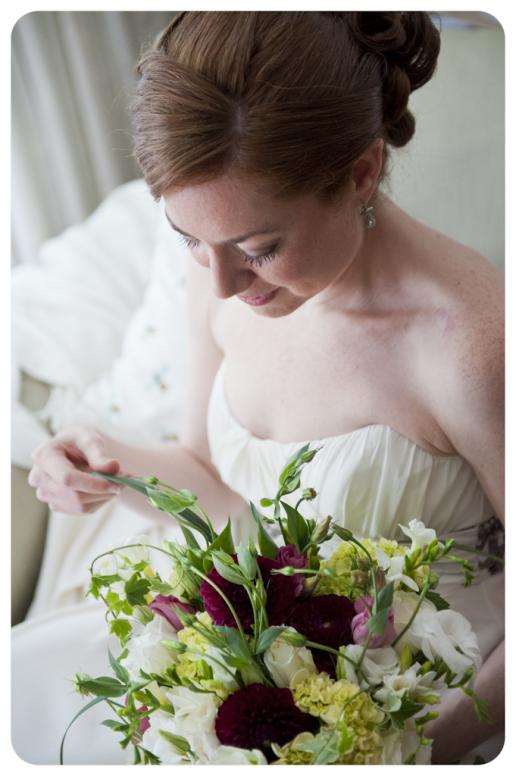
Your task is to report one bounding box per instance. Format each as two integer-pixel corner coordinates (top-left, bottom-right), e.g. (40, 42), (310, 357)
(163, 172), (365, 318)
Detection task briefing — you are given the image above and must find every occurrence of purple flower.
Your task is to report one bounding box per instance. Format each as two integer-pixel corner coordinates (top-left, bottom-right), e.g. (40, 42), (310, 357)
(148, 594), (195, 631)
(351, 595), (396, 648)
(215, 683), (318, 762)
(287, 594), (355, 678)
(200, 545), (307, 633)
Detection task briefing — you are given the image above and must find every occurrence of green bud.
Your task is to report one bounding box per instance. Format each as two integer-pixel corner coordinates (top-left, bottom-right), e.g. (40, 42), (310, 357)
(161, 640), (187, 653)
(300, 450), (316, 463)
(399, 644), (413, 672)
(417, 693), (441, 705)
(302, 488), (317, 500)
(260, 498), (274, 507)
(310, 515), (332, 544)
(74, 673), (93, 697)
(280, 630), (307, 647)
(420, 660), (433, 674)
(144, 476), (159, 485)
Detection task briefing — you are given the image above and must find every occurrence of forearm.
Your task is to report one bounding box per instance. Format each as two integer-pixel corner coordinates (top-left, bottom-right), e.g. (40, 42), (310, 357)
(426, 639), (505, 763)
(104, 435), (249, 531)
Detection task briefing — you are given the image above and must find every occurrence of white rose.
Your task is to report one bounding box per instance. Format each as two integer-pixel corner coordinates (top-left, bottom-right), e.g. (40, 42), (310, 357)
(392, 591), (481, 677)
(399, 519), (437, 551)
(343, 644), (399, 688)
(120, 614), (177, 682)
(263, 628), (317, 688)
(166, 686), (222, 763)
(209, 746), (268, 764)
(140, 708), (184, 764)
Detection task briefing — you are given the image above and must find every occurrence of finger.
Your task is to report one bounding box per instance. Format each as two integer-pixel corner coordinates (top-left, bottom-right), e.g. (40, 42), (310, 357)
(34, 448), (123, 495)
(35, 484), (114, 514)
(66, 431), (121, 475)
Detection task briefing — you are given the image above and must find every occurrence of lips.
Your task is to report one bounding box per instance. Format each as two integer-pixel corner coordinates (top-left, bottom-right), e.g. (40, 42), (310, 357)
(237, 288), (279, 306)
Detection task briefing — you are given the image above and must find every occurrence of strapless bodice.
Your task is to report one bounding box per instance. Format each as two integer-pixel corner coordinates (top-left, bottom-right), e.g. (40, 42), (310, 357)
(207, 360), (494, 546)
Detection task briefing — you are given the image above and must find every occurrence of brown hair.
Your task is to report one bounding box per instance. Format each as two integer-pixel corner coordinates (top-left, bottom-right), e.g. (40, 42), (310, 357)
(131, 11), (440, 202)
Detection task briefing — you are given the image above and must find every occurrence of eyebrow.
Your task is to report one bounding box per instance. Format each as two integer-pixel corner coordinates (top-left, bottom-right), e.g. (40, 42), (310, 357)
(164, 210), (279, 244)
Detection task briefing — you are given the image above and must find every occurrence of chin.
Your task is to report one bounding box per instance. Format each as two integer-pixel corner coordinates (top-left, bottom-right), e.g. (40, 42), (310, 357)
(251, 296), (305, 318)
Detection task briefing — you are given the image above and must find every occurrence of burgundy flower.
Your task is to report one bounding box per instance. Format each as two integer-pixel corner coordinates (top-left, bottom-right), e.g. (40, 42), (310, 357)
(148, 594), (195, 631)
(287, 594), (355, 678)
(200, 546), (307, 633)
(215, 683), (318, 762)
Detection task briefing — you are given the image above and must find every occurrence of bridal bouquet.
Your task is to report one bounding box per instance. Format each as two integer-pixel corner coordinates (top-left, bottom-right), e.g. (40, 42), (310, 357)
(64, 444), (488, 765)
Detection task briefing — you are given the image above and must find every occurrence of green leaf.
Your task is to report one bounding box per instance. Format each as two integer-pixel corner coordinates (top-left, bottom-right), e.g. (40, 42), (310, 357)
(281, 500), (310, 551)
(250, 502), (279, 559)
(388, 695), (424, 729)
(91, 573), (122, 588)
(254, 626), (287, 654)
(367, 608), (390, 636)
(426, 591), (450, 611)
(376, 581), (395, 611)
(101, 718), (127, 732)
(124, 573), (151, 606)
(180, 526), (201, 550)
(110, 618), (132, 644)
(158, 730), (192, 755)
(212, 554), (246, 585)
(91, 472), (149, 495)
(217, 626), (253, 664)
(108, 648), (130, 685)
(260, 498), (274, 507)
(296, 727), (341, 764)
(75, 676), (127, 698)
(236, 543), (257, 580)
(60, 696), (108, 764)
(207, 517), (235, 556)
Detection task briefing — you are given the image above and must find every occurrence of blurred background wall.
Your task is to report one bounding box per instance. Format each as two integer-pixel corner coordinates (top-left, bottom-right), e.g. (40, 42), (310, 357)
(11, 11), (504, 270)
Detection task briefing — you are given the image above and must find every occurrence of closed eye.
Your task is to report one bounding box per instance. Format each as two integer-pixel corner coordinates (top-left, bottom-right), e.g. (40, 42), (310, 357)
(177, 233), (278, 268)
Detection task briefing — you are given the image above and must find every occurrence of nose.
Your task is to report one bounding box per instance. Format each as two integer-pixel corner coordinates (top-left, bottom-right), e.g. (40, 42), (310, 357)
(208, 248), (255, 299)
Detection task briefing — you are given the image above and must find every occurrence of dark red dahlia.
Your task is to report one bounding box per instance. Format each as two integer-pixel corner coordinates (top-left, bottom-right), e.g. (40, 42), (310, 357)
(215, 683), (318, 761)
(200, 545), (307, 633)
(148, 594), (195, 631)
(287, 594), (355, 678)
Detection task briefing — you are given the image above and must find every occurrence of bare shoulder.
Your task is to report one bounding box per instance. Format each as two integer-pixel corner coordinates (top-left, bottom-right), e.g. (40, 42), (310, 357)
(414, 239), (504, 516)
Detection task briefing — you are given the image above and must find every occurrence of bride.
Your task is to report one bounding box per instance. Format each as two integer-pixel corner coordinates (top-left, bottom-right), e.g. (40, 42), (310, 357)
(13, 11), (504, 765)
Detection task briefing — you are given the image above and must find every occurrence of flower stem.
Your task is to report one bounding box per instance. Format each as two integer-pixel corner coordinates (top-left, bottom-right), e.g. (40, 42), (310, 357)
(391, 580), (431, 648)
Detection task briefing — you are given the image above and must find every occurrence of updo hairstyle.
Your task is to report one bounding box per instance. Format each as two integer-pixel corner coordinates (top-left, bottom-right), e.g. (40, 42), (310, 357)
(132, 11), (440, 202)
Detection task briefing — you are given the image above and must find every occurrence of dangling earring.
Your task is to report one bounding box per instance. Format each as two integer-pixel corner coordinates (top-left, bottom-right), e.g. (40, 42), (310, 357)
(360, 203), (376, 230)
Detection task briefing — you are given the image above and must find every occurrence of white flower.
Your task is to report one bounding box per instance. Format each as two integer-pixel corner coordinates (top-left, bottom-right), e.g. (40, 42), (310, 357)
(263, 628), (317, 688)
(165, 686), (222, 763)
(342, 644), (399, 688)
(97, 533), (152, 596)
(209, 746), (268, 764)
(399, 519), (436, 551)
(380, 720), (432, 765)
(120, 614), (177, 682)
(374, 664), (444, 706)
(375, 549), (419, 592)
(392, 591), (481, 677)
(140, 709), (184, 764)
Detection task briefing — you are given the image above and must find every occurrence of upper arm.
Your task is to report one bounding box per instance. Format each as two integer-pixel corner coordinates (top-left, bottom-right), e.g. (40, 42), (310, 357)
(178, 258), (223, 473)
(432, 300), (504, 523)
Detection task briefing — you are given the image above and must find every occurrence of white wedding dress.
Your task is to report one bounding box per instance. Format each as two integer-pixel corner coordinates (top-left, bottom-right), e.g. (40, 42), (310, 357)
(11, 360), (504, 765)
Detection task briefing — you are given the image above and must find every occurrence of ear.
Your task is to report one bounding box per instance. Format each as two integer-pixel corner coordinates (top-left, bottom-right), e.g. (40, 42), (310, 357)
(351, 138), (384, 202)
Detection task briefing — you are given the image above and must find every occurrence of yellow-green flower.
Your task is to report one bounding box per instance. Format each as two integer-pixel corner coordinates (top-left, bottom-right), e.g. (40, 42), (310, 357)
(271, 732), (317, 765)
(316, 538), (404, 599)
(292, 673), (385, 764)
(174, 612), (237, 700)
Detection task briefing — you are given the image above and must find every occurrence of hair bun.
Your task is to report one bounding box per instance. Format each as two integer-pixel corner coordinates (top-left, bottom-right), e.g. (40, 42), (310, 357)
(345, 12), (440, 148)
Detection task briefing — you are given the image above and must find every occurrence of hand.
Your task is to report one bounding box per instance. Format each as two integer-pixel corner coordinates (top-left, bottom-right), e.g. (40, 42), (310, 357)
(28, 425), (126, 515)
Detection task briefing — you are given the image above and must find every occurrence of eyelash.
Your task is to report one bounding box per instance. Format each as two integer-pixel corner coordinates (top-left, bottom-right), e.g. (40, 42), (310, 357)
(177, 234), (278, 268)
